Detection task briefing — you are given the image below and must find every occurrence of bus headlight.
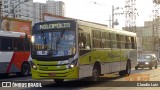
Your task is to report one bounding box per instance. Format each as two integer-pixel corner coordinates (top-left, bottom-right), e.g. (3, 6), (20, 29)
(31, 36), (35, 43)
(69, 59), (78, 69)
(70, 64), (75, 68)
(145, 62), (149, 64)
(31, 61), (37, 70)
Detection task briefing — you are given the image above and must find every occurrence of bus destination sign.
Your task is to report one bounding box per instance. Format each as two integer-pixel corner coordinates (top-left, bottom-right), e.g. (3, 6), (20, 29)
(39, 22), (71, 30)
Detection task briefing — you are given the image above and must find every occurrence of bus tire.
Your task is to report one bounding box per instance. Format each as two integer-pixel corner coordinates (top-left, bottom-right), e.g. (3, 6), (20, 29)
(54, 79), (64, 84)
(119, 61), (131, 76)
(135, 66), (138, 70)
(0, 73), (9, 78)
(155, 62), (158, 69)
(20, 63), (30, 76)
(125, 61), (131, 76)
(149, 65), (152, 70)
(91, 66), (99, 81)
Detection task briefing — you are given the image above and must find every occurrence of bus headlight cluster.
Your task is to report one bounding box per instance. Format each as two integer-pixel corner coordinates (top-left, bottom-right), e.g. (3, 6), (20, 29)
(69, 59), (78, 69)
(31, 61), (37, 70)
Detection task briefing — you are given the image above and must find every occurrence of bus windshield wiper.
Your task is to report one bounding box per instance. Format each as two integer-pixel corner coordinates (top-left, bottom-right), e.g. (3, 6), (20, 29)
(41, 32), (47, 45)
(55, 30), (65, 51)
(41, 32), (47, 50)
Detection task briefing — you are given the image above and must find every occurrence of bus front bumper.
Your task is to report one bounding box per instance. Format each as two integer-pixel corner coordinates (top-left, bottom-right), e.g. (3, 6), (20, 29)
(31, 67), (79, 80)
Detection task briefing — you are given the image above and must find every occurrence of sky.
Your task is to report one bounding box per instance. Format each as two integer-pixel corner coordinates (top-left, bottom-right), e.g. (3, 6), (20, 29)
(33, 0), (154, 29)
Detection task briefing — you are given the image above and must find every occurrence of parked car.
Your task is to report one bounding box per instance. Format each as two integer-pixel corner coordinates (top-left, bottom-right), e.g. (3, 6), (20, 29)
(135, 54), (158, 70)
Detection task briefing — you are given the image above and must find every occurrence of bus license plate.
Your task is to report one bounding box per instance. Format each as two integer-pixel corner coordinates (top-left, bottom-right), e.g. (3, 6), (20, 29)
(49, 73), (56, 77)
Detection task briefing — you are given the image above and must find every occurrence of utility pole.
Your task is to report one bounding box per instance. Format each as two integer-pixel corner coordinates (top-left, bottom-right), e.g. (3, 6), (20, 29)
(111, 5), (124, 28)
(125, 0), (137, 33)
(112, 5), (115, 28)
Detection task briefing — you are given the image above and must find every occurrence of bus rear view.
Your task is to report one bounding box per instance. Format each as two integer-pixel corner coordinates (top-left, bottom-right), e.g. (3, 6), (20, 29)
(31, 20), (78, 83)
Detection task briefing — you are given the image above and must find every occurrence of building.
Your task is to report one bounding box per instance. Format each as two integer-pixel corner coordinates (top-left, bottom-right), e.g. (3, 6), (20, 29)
(2, 0), (33, 20)
(33, 0), (65, 24)
(33, 2), (46, 24)
(46, 0), (65, 16)
(1, 0), (65, 24)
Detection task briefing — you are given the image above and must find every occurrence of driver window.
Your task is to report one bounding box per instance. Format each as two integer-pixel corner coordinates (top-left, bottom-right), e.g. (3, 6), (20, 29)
(78, 28), (91, 49)
(85, 33), (91, 49)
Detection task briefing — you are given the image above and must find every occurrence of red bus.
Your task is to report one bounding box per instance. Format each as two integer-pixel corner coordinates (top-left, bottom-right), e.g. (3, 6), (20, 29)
(0, 31), (31, 77)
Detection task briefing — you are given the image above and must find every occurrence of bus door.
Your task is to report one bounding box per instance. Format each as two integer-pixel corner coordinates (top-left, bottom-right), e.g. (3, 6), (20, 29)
(78, 29), (92, 78)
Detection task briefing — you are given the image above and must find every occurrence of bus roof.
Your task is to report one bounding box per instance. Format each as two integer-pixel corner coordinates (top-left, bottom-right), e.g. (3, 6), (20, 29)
(33, 19), (136, 37)
(0, 30), (26, 37)
(77, 20), (136, 36)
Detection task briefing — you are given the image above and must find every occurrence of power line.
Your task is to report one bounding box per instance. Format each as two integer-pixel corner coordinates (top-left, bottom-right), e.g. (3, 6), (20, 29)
(1, 1), (64, 23)
(1, 10), (41, 21)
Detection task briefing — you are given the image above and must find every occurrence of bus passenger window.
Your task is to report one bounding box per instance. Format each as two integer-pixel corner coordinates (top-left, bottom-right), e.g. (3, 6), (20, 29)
(25, 38), (31, 51)
(13, 38), (24, 50)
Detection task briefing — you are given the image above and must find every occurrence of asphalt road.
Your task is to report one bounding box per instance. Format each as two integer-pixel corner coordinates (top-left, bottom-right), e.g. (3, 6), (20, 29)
(1, 66), (160, 90)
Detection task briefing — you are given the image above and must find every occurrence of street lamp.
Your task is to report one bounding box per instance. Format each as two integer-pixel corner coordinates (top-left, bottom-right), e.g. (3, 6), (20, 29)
(2, 0), (30, 21)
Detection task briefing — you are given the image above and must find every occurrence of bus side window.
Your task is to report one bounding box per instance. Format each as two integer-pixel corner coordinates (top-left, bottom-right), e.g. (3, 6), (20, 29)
(125, 36), (129, 49)
(131, 37), (137, 49)
(1, 37), (13, 51)
(13, 38), (24, 51)
(25, 38), (31, 51)
(110, 33), (117, 48)
(92, 30), (101, 48)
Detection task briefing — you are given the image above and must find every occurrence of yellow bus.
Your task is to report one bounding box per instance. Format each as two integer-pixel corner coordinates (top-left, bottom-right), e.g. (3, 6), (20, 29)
(31, 19), (137, 83)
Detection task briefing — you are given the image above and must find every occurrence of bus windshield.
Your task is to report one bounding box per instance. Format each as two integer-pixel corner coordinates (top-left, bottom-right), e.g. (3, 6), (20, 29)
(32, 30), (76, 57)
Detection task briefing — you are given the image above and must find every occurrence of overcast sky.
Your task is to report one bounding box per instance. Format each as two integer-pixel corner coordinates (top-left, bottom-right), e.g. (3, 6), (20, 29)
(34, 0), (154, 29)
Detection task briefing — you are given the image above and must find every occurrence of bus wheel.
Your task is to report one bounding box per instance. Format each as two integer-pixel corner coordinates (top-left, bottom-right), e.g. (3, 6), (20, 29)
(155, 62), (158, 69)
(21, 63), (30, 76)
(0, 73), (9, 78)
(91, 66), (99, 81)
(149, 65), (152, 70)
(54, 79), (64, 84)
(119, 61), (131, 76)
(125, 61), (131, 76)
(135, 66), (138, 70)
(119, 70), (125, 76)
